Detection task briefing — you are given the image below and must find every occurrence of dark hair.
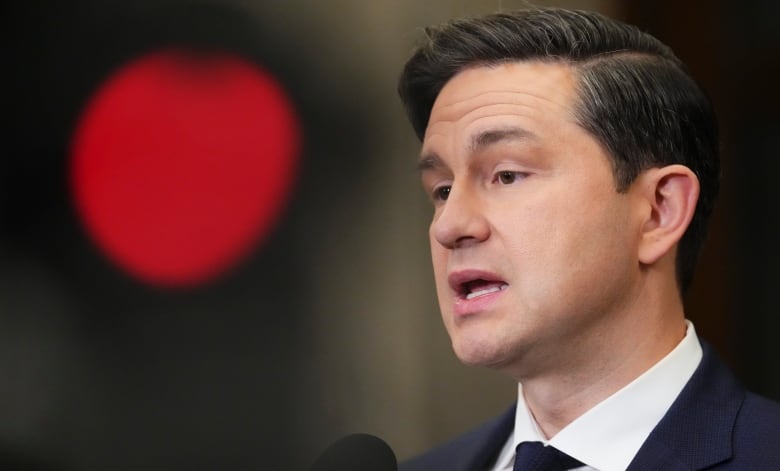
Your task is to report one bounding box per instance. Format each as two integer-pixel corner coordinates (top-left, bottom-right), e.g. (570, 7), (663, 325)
(398, 7), (719, 293)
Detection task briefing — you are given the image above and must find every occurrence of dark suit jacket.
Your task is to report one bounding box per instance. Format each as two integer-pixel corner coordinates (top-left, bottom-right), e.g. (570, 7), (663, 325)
(400, 343), (780, 470)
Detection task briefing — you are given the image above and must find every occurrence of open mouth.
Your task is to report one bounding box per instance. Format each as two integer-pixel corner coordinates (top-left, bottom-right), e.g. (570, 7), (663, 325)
(462, 280), (509, 300)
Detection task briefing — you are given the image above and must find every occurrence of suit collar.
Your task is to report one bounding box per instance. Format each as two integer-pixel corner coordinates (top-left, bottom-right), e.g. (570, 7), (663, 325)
(628, 341), (745, 470)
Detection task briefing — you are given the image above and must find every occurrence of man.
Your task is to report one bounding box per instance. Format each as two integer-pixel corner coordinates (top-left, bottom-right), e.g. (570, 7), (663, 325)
(397, 7), (780, 471)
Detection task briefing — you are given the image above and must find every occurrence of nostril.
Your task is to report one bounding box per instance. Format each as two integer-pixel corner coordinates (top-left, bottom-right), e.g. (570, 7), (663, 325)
(453, 234), (481, 249)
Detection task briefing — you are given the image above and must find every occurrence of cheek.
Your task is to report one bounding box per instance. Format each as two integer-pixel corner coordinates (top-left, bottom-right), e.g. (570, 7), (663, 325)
(550, 195), (636, 294)
(429, 239), (450, 294)
(429, 231), (445, 270)
(496, 195), (567, 257)
(499, 188), (630, 281)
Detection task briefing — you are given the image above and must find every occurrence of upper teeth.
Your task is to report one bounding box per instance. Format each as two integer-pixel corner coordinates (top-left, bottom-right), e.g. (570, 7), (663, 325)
(465, 284), (507, 300)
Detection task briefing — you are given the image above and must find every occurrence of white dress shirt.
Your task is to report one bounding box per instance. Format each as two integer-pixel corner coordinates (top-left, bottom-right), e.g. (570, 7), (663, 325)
(491, 321), (703, 471)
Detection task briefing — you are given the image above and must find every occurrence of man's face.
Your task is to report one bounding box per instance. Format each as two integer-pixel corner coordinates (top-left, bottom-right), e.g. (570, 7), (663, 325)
(420, 61), (644, 378)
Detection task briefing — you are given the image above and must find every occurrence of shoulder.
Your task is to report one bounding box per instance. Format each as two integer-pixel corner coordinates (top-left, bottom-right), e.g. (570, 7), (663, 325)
(400, 406), (515, 471)
(686, 343), (780, 467)
(731, 392), (780, 459)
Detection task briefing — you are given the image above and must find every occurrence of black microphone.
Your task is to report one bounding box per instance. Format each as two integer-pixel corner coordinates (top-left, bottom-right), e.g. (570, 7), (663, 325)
(309, 433), (397, 471)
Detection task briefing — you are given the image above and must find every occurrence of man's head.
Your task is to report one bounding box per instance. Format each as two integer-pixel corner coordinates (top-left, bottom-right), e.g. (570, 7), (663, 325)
(399, 8), (719, 293)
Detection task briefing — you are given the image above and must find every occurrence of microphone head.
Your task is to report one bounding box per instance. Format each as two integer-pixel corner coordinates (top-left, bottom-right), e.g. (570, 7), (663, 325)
(309, 433), (397, 471)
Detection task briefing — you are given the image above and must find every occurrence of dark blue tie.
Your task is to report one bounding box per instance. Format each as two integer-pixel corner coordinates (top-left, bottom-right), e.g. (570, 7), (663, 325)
(513, 441), (584, 471)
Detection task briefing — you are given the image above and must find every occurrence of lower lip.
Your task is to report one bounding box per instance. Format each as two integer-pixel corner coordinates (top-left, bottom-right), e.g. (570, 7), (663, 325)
(453, 287), (507, 317)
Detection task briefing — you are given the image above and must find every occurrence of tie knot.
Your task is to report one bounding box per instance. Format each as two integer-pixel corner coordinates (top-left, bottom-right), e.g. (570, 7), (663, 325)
(513, 441), (584, 471)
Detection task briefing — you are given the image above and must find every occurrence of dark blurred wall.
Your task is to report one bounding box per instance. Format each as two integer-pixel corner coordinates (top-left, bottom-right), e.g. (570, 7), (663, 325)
(720, 0), (780, 401)
(5, 1), (379, 469)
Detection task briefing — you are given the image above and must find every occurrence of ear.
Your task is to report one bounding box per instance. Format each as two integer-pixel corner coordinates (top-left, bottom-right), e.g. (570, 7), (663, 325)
(636, 165), (700, 265)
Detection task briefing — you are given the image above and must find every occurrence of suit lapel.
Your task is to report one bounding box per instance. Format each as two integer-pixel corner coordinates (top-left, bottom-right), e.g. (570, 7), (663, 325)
(462, 405), (515, 471)
(399, 404), (514, 471)
(627, 342), (745, 470)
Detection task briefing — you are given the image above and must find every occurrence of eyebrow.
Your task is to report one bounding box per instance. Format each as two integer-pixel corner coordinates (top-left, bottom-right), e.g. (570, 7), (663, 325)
(417, 153), (442, 172)
(417, 127), (537, 172)
(470, 127), (537, 153)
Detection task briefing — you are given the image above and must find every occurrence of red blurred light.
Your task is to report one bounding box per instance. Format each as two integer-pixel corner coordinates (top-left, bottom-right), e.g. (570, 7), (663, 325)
(70, 50), (300, 287)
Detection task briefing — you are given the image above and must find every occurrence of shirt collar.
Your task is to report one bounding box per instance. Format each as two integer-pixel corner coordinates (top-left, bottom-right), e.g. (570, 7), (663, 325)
(500, 321), (702, 471)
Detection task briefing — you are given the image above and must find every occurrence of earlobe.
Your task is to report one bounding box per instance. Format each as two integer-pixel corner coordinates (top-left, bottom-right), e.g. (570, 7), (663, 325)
(637, 165), (700, 265)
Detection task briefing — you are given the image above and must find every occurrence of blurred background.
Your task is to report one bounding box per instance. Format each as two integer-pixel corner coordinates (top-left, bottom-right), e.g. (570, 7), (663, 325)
(3, 0), (779, 469)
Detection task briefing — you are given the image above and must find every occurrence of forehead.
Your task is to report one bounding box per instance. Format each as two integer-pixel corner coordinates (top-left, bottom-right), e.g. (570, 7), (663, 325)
(424, 61), (579, 142)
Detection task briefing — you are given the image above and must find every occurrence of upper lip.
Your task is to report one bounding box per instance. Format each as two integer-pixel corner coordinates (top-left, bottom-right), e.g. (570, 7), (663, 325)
(448, 269), (507, 298)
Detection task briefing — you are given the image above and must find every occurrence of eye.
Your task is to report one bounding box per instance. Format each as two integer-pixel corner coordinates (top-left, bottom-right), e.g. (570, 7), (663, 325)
(493, 171), (526, 185)
(432, 185), (451, 201)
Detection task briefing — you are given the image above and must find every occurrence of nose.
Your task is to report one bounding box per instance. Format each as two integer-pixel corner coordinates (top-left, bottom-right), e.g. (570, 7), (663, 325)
(430, 185), (490, 250)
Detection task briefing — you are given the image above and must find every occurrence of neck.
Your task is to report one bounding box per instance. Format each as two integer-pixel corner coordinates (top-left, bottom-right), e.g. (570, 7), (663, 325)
(517, 281), (687, 438)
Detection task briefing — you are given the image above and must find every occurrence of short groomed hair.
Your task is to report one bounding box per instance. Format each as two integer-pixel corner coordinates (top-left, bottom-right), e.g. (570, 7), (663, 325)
(398, 8), (719, 293)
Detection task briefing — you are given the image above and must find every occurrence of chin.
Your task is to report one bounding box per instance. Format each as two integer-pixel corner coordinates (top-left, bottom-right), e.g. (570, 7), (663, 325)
(452, 338), (509, 368)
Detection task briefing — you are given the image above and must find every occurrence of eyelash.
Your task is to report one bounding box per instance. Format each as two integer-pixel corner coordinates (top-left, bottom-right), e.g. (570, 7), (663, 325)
(492, 170), (526, 185)
(430, 171), (526, 202)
